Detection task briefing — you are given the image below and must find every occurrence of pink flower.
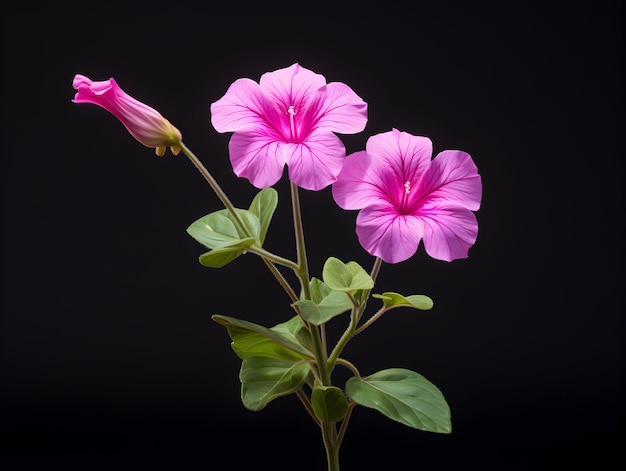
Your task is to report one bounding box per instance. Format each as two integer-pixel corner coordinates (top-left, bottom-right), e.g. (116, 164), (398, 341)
(72, 74), (182, 156)
(210, 63), (368, 191)
(332, 129), (482, 263)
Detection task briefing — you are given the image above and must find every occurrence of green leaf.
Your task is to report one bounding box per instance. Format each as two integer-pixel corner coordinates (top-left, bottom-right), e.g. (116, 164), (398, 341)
(292, 278), (354, 325)
(270, 315), (313, 352)
(248, 188), (278, 245)
(373, 292), (434, 310)
(345, 368), (451, 433)
(186, 209), (261, 250)
(311, 382), (349, 423)
(240, 357), (311, 411)
(212, 315), (314, 361)
(198, 239), (256, 268)
(405, 295), (434, 310)
(322, 257), (374, 292)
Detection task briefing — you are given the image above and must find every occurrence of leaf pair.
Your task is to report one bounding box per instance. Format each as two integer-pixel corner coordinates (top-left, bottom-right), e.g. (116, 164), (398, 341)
(293, 257), (373, 325)
(212, 314), (313, 411)
(186, 188), (277, 267)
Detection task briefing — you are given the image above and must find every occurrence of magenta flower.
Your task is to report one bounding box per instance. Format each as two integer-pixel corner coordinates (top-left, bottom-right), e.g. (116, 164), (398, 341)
(332, 129), (482, 264)
(210, 63), (368, 191)
(72, 74), (182, 156)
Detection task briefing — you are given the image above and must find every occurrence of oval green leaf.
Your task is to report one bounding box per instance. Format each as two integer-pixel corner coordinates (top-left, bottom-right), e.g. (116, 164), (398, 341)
(198, 239), (256, 268)
(311, 383), (349, 423)
(186, 209), (261, 250)
(239, 357), (311, 411)
(248, 188), (278, 245)
(212, 315), (314, 361)
(322, 257), (374, 292)
(373, 292), (434, 310)
(345, 368), (451, 433)
(270, 315), (313, 352)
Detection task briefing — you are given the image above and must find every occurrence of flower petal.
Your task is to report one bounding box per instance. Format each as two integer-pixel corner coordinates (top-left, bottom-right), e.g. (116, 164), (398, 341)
(210, 78), (284, 134)
(259, 63), (327, 114)
(311, 82), (368, 134)
(355, 205), (424, 264)
(366, 129), (433, 185)
(419, 205), (479, 261)
(413, 150), (482, 211)
(228, 130), (286, 188)
(285, 131), (346, 191)
(332, 151), (383, 210)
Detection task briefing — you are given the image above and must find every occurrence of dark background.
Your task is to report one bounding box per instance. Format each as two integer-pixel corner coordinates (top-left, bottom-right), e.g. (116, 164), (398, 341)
(2, 1), (624, 469)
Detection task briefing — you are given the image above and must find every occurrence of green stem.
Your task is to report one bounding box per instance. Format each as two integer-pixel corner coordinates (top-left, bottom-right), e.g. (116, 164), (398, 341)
(328, 257), (383, 371)
(354, 307), (387, 335)
(180, 142), (248, 236)
(290, 183), (339, 471)
(247, 246), (300, 272)
(180, 142), (301, 302)
(322, 422), (341, 471)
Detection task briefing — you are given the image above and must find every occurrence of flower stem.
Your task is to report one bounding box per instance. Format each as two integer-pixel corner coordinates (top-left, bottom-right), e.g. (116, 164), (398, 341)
(328, 257), (383, 371)
(179, 142), (299, 301)
(179, 142), (248, 235)
(290, 182), (339, 471)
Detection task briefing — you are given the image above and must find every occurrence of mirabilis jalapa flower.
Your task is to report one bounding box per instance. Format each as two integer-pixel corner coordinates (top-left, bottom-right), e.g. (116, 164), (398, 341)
(332, 129), (482, 264)
(72, 74), (182, 156)
(72, 65), (482, 471)
(210, 63), (368, 191)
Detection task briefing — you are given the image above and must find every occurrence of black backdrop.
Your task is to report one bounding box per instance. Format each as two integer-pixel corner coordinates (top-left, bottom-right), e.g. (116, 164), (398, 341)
(2, 2), (624, 469)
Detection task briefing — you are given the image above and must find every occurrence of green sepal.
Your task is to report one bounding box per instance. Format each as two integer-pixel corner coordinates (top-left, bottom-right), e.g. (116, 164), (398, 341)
(292, 278), (354, 325)
(198, 238), (256, 268)
(239, 357), (311, 411)
(373, 292), (434, 310)
(212, 315), (314, 361)
(345, 368), (451, 433)
(248, 187), (278, 246)
(311, 380), (349, 423)
(322, 257), (374, 292)
(186, 208), (261, 250)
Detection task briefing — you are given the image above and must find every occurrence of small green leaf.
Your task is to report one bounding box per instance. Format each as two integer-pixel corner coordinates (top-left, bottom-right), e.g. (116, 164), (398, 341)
(373, 292), (434, 310)
(240, 357), (311, 411)
(405, 295), (434, 310)
(292, 278), (353, 325)
(186, 209), (261, 250)
(270, 315), (313, 352)
(322, 257), (374, 292)
(345, 368), (451, 433)
(292, 300), (324, 325)
(248, 188), (278, 245)
(212, 315), (314, 361)
(198, 239), (256, 268)
(311, 382), (349, 423)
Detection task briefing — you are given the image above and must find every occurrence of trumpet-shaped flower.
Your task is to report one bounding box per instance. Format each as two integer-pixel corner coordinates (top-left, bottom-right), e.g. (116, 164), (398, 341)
(332, 129), (482, 263)
(210, 63), (368, 191)
(72, 74), (182, 156)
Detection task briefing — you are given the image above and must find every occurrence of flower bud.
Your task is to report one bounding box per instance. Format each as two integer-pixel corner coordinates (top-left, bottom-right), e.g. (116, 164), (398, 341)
(72, 74), (182, 156)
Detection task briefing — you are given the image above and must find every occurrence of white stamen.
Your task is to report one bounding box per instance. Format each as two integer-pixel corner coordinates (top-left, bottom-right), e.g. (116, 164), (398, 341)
(288, 105), (296, 139)
(404, 181), (411, 194)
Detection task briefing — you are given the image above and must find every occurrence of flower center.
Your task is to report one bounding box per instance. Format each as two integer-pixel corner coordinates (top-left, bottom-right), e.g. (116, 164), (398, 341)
(398, 181), (412, 215)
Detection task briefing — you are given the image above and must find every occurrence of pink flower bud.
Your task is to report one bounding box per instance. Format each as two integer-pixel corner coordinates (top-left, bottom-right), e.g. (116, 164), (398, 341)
(72, 74), (182, 156)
